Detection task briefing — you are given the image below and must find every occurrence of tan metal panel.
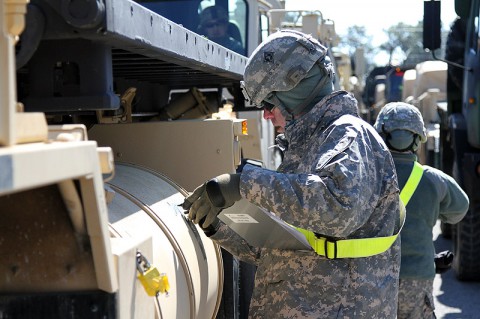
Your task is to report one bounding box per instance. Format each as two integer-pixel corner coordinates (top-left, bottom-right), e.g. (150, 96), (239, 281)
(89, 119), (243, 191)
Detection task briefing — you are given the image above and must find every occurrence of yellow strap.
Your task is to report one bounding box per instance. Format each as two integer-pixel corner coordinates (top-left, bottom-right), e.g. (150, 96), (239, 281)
(294, 162), (423, 258)
(400, 161), (424, 206)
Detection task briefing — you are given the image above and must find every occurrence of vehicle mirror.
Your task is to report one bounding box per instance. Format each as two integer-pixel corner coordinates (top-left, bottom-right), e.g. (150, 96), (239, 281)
(423, 0), (441, 51)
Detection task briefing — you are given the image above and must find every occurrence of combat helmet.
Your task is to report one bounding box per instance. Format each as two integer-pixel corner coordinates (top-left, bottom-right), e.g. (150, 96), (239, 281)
(240, 30), (335, 120)
(374, 102), (427, 151)
(198, 6), (228, 32)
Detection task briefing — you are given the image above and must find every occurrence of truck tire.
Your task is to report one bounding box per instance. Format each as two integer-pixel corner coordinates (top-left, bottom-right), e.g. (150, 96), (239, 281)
(440, 221), (452, 239)
(453, 153), (480, 281)
(239, 261), (256, 319)
(216, 250), (240, 319)
(453, 206), (480, 281)
(216, 254), (256, 319)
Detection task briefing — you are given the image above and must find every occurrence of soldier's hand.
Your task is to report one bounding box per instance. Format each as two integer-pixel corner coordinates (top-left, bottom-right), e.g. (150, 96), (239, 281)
(182, 173), (241, 228)
(434, 250), (454, 274)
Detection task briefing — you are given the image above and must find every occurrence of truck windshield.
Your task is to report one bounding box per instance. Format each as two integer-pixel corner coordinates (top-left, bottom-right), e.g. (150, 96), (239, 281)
(136, 0), (247, 55)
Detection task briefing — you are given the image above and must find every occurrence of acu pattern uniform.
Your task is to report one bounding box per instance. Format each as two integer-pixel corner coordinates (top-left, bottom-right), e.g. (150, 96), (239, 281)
(184, 30), (401, 318)
(374, 102), (469, 319)
(211, 91), (400, 318)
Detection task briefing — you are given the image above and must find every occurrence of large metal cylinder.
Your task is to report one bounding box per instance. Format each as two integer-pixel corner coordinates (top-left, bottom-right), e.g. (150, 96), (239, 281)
(106, 163), (223, 319)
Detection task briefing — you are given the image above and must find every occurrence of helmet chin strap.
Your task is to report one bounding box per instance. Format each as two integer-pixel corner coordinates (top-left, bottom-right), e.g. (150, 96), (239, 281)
(266, 93), (295, 121)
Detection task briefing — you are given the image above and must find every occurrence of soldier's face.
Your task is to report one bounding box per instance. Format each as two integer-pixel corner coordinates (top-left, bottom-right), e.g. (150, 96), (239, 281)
(263, 107), (286, 133)
(204, 19), (228, 39)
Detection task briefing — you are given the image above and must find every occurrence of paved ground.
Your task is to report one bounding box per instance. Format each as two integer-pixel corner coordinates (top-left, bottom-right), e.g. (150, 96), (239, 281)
(432, 221), (480, 319)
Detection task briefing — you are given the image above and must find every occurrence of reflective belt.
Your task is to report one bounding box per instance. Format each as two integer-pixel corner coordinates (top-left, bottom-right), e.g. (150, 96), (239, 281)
(293, 161), (424, 259)
(399, 161), (424, 206)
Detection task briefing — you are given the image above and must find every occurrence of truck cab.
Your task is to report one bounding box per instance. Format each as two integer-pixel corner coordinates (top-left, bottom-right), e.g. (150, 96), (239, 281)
(1, 0), (283, 318)
(423, 0), (480, 282)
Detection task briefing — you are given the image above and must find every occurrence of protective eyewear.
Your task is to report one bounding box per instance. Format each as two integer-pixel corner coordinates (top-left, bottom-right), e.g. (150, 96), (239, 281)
(261, 93), (278, 112)
(261, 100), (276, 112)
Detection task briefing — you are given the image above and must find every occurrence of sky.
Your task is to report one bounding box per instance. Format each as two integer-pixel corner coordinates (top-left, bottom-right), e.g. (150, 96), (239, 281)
(284, 0), (458, 64)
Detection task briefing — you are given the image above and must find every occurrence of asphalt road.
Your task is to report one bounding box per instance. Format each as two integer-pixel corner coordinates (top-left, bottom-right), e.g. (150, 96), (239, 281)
(432, 221), (480, 319)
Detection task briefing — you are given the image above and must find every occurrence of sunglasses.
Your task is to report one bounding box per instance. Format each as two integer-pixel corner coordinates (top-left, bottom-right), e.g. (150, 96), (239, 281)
(261, 93), (278, 112)
(261, 100), (276, 112)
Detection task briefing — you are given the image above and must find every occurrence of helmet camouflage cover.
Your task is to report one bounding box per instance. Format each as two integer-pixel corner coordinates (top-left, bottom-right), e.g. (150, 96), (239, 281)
(241, 30), (331, 107)
(374, 102), (427, 142)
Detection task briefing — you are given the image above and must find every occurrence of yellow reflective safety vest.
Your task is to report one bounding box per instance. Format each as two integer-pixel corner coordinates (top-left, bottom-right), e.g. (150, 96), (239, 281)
(293, 161), (424, 259)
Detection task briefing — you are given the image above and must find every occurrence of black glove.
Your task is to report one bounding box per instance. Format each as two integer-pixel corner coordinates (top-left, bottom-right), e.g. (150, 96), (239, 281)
(434, 250), (454, 274)
(182, 173), (241, 229)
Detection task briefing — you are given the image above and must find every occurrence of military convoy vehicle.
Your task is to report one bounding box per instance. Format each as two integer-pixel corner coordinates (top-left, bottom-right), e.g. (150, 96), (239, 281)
(424, 0), (480, 281)
(401, 60), (447, 169)
(0, 0), (350, 318)
(1, 0), (283, 318)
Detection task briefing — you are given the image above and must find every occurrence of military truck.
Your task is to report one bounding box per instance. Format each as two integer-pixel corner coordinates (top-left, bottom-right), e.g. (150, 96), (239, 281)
(361, 65), (411, 124)
(424, 0), (480, 281)
(401, 60), (447, 169)
(1, 0), (285, 318)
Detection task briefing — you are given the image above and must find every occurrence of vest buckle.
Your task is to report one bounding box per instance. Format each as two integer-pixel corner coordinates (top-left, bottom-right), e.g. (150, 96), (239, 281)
(324, 238), (338, 259)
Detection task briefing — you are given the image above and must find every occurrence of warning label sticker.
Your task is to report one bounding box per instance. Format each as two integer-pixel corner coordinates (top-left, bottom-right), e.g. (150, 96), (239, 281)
(223, 213), (259, 224)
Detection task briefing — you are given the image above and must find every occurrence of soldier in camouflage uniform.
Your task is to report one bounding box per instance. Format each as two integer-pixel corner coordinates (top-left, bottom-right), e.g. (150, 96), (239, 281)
(374, 102), (469, 319)
(183, 30), (401, 318)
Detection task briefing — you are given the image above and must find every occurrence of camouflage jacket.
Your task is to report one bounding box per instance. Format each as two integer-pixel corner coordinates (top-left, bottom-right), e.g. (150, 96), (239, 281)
(393, 152), (468, 280)
(210, 91), (401, 318)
